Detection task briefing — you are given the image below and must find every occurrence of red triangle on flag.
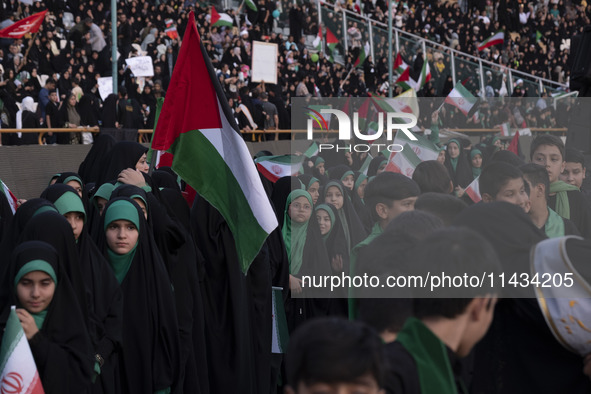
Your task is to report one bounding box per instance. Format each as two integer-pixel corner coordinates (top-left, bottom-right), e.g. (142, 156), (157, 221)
(210, 7), (221, 26)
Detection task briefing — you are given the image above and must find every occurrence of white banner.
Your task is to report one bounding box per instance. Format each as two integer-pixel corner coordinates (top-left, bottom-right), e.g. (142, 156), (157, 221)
(97, 77), (113, 100)
(125, 56), (154, 77)
(251, 41), (277, 84)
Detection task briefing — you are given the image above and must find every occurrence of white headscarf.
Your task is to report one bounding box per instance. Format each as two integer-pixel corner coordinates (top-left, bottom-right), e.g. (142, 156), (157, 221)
(16, 96), (35, 137)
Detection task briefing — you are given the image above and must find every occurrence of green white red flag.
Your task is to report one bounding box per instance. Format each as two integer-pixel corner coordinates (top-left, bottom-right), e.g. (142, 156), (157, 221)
(384, 144), (422, 178)
(0, 179), (18, 214)
(255, 155), (304, 183)
(0, 306), (45, 394)
(444, 82), (478, 116)
(478, 31), (504, 51)
(467, 176), (482, 203)
(151, 11), (277, 273)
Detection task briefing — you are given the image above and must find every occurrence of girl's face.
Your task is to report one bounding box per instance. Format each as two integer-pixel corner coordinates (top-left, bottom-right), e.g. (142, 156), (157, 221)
(96, 197), (107, 216)
(357, 179), (368, 199)
(316, 209), (332, 236)
(64, 211), (84, 240)
(342, 174), (354, 190)
(471, 154), (483, 168)
(136, 153), (149, 173)
(68, 95), (77, 106)
(288, 196), (312, 223)
(325, 186), (344, 210)
(106, 219), (139, 255)
(17, 271), (55, 314)
(66, 180), (83, 197)
(316, 162), (325, 175)
(307, 181), (320, 205)
(133, 198), (148, 220)
(437, 149), (446, 164)
(448, 142), (460, 159)
(377, 162), (387, 175)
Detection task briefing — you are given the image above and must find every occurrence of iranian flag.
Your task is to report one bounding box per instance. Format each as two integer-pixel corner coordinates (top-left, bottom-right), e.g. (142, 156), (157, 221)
(210, 7), (233, 27)
(245, 0), (258, 11)
(444, 82), (478, 116)
(313, 26), (323, 52)
(499, 122), (510, 137)
(0, 307), (45, 394)
(354, 42), (370, 68)
(478, 31), (504, 51)
(304, 141), (319, 158)
(416, 57), (431, 91)
(393, 53), (408, 74)
(0, 179), (18, 214)
(165, 26), (179, 39)
(466, 176), (482, 203)
(255, 155), (304, 182)
(384, 144), (422, 178)
(0, 10), (47, 39)
(393, 129), (440, 162)
(151, 11), (278, 273)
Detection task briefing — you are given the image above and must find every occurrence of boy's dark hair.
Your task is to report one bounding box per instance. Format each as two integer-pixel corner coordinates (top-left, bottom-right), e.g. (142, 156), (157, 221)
(415, 192), (468, 226)
(358, 298), (413, 334)
(565, 148), (586, 168)
(529, 134), (564, 161)
(490, 150), (525, 167)
(479, 162), (524, 198)
(411, 227), (501, 319)
(286, 317), (385, 388)
(412, 160), (452, 194)
(520, 163), (550, 200)
(364, 172), (420, 221)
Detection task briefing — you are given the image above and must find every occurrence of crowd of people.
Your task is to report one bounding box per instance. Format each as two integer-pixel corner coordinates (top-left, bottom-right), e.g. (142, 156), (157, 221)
(1, 120), (591, 393)
(0, 0), (581, 145)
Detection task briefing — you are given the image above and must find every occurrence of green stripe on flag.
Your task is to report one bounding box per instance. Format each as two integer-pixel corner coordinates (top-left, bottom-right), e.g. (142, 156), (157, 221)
(169, 130), (268, 273)
(0, 308), (25, 373)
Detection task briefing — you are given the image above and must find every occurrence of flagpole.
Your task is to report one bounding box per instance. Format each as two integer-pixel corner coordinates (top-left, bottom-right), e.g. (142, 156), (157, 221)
(111, 0), (118, 95)
(23, 31), (39, 61)
(340, 67), (355, 91)
(388, 0), (393, 98)
(148, 150), (159, 175)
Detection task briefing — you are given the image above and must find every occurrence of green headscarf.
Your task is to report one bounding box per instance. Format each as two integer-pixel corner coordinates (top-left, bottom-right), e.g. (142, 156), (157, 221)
(281, 190), (313, 275)
(314, 157), (325, 167)
(32, 205), (58, 218)
(315, 203), (335, 240)
(62, 175), (83, 188)
(545, 208), (565, 238)
(53, 191), (86, 222)
(306, 176), (320, 190)
(340, 170), (354, 182)
(94, 183), (116, 202)
(354, 173), (368, 193)
(549, 181), (579, 219)
(447, 139), (461, 172)
(470, 149), (482, 179)
(104, 200), (141, 283)
(14, 260), (58, 329)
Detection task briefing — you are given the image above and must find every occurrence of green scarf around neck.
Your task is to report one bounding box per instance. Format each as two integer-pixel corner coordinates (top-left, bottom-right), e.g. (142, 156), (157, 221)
(396, 317), (459, 394)
(107, 245), (138, 283)
(281, 190), (313, 275)
(470, 149), (482, 179)
(447, 139), (461, 173)
(549, 181), (579, 219)
(545, 207), (565, 238)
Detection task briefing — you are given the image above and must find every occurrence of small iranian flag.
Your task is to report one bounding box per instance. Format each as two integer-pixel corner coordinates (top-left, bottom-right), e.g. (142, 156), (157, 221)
(151, 11), (277, 273)
(466, 176), (482, 203)
(354, 42), (370, 68)
(255, 155), (304, 182)
(0, 179), (18, 214)
(384, 144), (422, 178)
(444, 82), (478, 116)
(393, 130), (440, 162)
(499, 122), (510, 137)
(210, 7), (233, 27)
(244, 0), (258, 11)
(0, 306), (45, 394)
(271, 287), (289, 353)
(478, 31), (504, 51)
(313, 26), (323, 52)
(165, 26), (179, 40)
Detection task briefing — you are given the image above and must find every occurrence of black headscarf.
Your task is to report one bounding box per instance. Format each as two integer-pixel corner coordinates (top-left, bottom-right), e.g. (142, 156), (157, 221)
(96, 197), (180, 393)
(0, 185), (13, 244)
(444, 139), (473, 188)
(151, 170), (180, 190)
(37, 187), (123, 394)
(367, 155), (387, 177)
(101, 94), (118, 128)
(96, 141), (148, 185)
(1, 241), (94, 394)
(78, 133), (117, 185)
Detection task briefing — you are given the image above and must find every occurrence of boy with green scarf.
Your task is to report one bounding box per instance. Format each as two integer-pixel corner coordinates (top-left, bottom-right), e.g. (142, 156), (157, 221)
(384, 228), (501, 394)
(521, 163), (580, 238)
(530, 135), (591, 238)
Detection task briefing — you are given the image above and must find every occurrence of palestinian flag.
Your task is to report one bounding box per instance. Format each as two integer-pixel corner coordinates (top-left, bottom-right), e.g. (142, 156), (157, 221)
(325, 27), (339, 62)
(0, 10), (47, 39)
(416, 57), (431, 91)
(384, 144), (422, 178)
(354, 42), (370, 68)
(271, 287), (289, 353)
(444, 82), (478, 116)
(393, 130), (440, 162)
(393, 53), (408, 74)
(0, 306), (45, 394)
(0, 179), (18, 214)
(255, 155), (304, 182)
(466, 176), (482, 203)
(151, 11), (278, 273)
(507, 129), (520, 155)
(313, 26), (323, 52)
(245, 0), (258, 11)
(477, 31), (504, 51)
(211, 7), (233, 27)
(395, 67), (418, 91)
